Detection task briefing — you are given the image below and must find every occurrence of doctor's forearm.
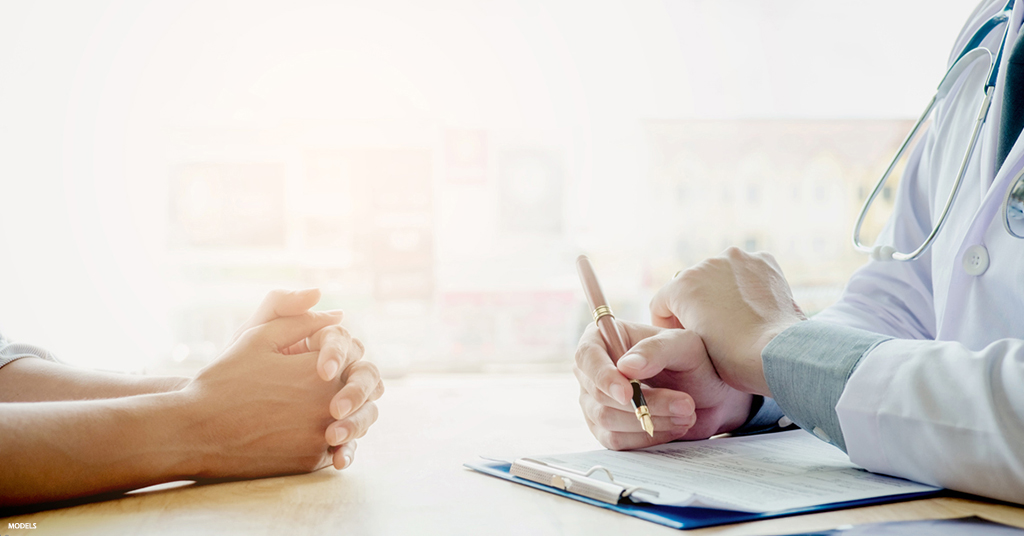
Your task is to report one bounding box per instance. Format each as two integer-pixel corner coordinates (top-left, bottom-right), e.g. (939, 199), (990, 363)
(0, 358), (190, 402)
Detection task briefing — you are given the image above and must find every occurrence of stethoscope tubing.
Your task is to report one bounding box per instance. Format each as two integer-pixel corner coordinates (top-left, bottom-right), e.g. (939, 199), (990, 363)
(852, 6), (1012, 262)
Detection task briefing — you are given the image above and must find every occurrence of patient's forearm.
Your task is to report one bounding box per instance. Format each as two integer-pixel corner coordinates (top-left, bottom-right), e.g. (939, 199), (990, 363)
(0, 391), (198, 505)
(0, 358), (189, 402)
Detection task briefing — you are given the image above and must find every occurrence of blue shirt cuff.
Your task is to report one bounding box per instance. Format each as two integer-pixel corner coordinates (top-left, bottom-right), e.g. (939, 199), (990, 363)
(732, 396), (790, 436)
(761, 321), (890, 451)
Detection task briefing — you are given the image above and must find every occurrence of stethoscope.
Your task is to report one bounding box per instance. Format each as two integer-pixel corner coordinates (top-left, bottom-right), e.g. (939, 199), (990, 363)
(853, 0), (1024, 261)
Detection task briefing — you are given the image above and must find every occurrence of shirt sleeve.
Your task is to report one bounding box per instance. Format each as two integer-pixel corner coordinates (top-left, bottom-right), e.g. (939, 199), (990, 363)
(731, 396), (794, 436)
(761, 320), (890, 451)
(0, 331), (59, 370)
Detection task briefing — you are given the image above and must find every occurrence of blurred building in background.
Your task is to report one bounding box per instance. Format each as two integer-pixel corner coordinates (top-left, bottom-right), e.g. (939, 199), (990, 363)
(644, 120), (910, 313)
(159, 119), (908, 376)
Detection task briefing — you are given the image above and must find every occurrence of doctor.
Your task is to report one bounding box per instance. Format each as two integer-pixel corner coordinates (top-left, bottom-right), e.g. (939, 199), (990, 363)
(573, 0), (1024, 504)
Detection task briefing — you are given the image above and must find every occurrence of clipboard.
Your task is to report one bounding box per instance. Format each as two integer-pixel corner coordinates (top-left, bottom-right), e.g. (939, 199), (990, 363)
(464, 459), (943, 530)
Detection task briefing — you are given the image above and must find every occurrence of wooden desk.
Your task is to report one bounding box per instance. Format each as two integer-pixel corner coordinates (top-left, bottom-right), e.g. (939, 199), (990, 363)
(3, 374), (1022, 535)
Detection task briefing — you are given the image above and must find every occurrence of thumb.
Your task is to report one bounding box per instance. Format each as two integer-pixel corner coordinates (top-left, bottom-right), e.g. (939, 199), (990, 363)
(252, 310), (344, 352)
(233, 288), (322, 343)
(617, 328), (706, 380)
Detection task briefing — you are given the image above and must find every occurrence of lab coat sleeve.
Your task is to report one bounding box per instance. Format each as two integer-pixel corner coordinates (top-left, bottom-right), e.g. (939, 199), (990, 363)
(836, 337), (1024, 504)
(762, 320), (1024, 504)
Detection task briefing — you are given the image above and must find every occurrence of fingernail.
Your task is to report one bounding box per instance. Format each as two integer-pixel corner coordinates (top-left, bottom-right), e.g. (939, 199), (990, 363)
(325, 309), (344, 317)
(323, 360), (339, 380)
(333, 427), (349, 444)
(620, 352), (648, 370)
(296, 287), (318, 294)
(343, 455), (352, 468)
(670, 399), (694, 416)
(334, 399), (353, 419)
(671, 416), (693, 426)
(610, 384), (628, 405)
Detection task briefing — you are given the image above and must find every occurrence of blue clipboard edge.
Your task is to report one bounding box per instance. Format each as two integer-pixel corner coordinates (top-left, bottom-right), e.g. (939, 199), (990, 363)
(464, 459), (944, 530)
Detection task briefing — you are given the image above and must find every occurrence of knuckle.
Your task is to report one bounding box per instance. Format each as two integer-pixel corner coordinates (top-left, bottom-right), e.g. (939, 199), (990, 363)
(603, 432), (628, 451)
(354, 360), (380, 379)
(572, 365), (589, 388)
(366, 401), (380, 422)
(574, 341), (602, 367)
(594, 367), (619, 391)
(236, 326), (263, 346)
(328, 325), (353, 341)
(593, 404), (615, 427)
(676, 268), (700, 289)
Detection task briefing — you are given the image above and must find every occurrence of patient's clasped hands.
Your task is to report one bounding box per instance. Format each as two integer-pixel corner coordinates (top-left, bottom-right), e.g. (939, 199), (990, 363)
(0, 288), (382, 506)
(574, 248), (805, 450)
(180, 288), (383, 477)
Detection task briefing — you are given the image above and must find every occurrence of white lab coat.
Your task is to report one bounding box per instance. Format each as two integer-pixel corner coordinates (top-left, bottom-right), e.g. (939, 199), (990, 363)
(815, 0), (1024, 503)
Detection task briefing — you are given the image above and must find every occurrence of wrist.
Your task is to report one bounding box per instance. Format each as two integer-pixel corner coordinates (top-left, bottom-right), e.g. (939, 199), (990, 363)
(716, 391), (755, 435)
(142, 389), (205, 480)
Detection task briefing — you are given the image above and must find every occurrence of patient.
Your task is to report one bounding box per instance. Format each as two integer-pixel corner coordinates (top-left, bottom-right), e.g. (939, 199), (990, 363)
(0, 289), (382, 506)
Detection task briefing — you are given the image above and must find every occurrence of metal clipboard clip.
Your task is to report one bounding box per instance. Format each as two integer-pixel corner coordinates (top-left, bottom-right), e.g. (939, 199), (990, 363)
(510, 458), (660, 505)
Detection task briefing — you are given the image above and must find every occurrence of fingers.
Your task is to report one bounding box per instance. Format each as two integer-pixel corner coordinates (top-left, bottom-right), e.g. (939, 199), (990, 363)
(579, 385), (695, 433)
(249, 310), (344, 351)
(650, 280), (684, 330)
(314, 326), (365, 382)
(616, 328), (708, 380)
(330, 361), (383, 420)
(586, 378), (695, 419)
(583, 411), (691, 451)
(575, 327), (631, 405)
(233, 289), (323, 342)
(332, 440), (357, 470)
(574, 321), (659, 405)
(325, 402), (379, 447)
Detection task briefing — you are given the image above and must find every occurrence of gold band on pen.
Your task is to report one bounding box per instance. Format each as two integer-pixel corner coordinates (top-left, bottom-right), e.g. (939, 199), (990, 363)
(592, 305), (613, 322)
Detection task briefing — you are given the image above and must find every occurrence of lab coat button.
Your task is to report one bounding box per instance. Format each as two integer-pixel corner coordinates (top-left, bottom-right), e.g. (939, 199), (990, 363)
(812, 426), (830, 443)
(962, 245), (989, 276)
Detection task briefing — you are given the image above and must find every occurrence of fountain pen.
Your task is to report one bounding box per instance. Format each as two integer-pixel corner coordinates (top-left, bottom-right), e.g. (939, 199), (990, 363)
(576, 255), (655, 437)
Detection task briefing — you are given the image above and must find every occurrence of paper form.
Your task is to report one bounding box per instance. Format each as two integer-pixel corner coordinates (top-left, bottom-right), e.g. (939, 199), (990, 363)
(526, 430), (939, 513)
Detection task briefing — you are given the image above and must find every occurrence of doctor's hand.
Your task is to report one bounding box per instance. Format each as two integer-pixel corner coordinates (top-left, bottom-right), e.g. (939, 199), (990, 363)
(650, 247), (806, 397)
(574, 320), (753, 451)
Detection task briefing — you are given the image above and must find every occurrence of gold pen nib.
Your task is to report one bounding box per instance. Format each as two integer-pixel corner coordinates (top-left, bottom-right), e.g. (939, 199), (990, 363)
(635, 406), (654, 437)
(629, 380), (655, 436)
